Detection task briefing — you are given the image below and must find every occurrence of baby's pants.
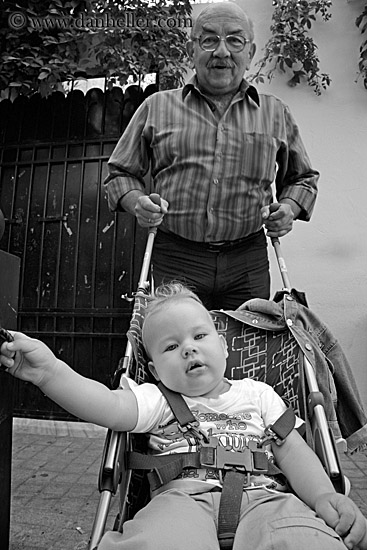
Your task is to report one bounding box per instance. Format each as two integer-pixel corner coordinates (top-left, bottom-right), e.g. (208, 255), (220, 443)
(98, 488), (345, 550)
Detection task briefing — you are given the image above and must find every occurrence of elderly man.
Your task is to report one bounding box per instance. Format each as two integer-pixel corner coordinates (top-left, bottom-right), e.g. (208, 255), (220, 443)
(105, 2), (319, 309)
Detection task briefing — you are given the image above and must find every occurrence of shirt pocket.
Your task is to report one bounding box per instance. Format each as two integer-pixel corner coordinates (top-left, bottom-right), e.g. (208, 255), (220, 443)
(241, 133), (278, 185)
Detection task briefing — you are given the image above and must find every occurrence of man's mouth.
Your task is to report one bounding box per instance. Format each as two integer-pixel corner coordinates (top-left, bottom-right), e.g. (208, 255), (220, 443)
(209, 62), (233, 70)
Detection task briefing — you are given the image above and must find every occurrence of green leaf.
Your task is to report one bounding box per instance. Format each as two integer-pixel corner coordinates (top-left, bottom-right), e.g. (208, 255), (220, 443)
(38, 71), (50, 80)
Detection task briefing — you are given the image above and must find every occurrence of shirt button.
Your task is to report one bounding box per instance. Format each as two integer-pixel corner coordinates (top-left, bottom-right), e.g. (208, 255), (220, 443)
(305, 343), (312, 351)
(213, 179), (218, 185)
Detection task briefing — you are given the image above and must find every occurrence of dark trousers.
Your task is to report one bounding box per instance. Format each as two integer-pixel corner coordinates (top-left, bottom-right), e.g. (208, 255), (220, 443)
(151, 229), (270, 310)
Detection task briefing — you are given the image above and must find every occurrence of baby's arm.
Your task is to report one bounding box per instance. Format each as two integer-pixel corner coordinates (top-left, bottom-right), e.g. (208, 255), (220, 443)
(0, 332), (138, 432)
(272, 429), (367, 549)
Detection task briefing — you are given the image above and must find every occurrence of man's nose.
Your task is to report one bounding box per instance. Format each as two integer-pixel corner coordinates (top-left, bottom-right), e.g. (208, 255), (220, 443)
(213, 39), (231, 57)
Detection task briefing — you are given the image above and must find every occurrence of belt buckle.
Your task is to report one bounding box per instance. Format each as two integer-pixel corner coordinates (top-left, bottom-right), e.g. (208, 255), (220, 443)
(207, 241), (225, 252)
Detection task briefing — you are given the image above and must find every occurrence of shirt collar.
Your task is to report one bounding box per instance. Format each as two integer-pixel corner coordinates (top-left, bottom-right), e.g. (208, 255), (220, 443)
(182, 75), (260, 107)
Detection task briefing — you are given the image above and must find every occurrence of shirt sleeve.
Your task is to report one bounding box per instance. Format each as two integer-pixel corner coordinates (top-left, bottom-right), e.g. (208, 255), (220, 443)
(258, 381), (303, 433)
(128, 382), (169, 434)
(104, 100), (151, 212)
(275, 105), (319, 221)
(258, 382), (288, 427)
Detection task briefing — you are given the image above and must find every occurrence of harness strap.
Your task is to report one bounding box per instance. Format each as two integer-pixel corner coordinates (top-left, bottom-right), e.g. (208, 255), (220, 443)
(157, 381), (208, 442)
(264, 404), (299, 444)
(157, 382), (196, 428)
(218, 471), (245, 550)
(127, 452), (201, 491)
(127, 444), (282, 492)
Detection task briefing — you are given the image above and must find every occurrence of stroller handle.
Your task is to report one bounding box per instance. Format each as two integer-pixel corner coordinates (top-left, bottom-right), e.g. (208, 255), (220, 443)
(271, 237), (292, 292)
(137, 193), (162, 289)
(138, 228), (156, 288)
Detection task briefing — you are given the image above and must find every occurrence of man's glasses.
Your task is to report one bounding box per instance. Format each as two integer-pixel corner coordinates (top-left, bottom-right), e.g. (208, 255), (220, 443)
(194, 34), (248, 53)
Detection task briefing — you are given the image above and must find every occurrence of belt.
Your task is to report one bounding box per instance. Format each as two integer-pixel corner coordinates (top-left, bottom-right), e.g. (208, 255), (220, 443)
(157, 229), (264, 253)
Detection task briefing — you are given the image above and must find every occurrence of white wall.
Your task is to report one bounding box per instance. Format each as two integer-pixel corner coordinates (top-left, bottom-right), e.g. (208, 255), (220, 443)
(192, 0), (367, 409)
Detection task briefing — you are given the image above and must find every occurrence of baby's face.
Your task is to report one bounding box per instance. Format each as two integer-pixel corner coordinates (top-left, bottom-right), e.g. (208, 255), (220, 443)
(143, 299), (228, 398)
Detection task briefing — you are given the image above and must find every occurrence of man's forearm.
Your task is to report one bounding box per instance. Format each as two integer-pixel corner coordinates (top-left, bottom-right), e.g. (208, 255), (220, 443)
(119, 189), (146, 215)
(279, 198), (302, 220)
(104, 171), (145, 212)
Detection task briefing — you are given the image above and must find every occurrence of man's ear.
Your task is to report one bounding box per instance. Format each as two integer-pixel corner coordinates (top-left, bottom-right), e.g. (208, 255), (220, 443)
(148, 361), (160, 381)
(246, 42), (256, 70)
(186, 40), (194, 59)
(219, 334), (228, 359)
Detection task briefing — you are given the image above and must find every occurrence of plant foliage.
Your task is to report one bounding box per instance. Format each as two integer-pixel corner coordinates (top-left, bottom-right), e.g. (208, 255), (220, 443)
(0, 0), (192, 97)
(356, 4), (367, 89)
(250, 0), (332, 95)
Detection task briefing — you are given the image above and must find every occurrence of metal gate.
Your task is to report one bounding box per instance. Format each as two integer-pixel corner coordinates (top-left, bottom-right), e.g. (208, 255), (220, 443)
(0, 87), (150, 419)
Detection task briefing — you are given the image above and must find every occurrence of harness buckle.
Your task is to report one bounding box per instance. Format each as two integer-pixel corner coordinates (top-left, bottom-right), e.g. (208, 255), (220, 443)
(218, 469), (251, 488)
(200, 437), (268, 485)
(178, 421), (209, 444)
(262, 424), (285, 446)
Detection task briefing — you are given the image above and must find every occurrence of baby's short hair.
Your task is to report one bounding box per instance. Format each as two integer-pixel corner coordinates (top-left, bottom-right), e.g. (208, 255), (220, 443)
(146, 282), (201, 312)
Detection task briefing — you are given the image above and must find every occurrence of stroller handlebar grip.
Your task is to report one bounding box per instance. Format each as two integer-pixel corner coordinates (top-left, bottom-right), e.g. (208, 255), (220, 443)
(149, 193), (161, 208)
(148, 193), (162, 236)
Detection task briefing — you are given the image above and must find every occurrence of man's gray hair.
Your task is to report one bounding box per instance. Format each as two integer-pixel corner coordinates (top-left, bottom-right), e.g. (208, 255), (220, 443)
(190, 2), (255, 42)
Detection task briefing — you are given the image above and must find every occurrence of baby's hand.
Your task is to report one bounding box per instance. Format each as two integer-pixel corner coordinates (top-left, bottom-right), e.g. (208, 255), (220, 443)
(315, 492), (367, 549)
(0, 331), (58, 386)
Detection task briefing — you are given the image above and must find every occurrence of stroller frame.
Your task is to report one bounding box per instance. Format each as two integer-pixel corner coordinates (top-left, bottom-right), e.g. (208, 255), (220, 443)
(88, 229), (347, 550)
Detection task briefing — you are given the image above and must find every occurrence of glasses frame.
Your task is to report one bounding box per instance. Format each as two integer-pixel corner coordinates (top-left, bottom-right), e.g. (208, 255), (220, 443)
(194, 34), (249, 53)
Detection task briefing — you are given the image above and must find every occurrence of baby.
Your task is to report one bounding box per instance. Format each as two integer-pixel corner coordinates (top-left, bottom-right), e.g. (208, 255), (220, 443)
(1, 283), (367, 550)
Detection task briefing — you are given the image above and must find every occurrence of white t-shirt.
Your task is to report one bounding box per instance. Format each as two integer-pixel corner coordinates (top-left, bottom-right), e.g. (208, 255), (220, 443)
(129, 378), (300, 494)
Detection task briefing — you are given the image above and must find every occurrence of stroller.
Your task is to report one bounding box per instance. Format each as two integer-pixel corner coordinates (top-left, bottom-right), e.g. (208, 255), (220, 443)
(88, 225), (366, 550)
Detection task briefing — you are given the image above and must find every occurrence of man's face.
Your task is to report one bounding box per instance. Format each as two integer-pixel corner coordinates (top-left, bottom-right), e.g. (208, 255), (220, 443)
(187, 7), (256, 96)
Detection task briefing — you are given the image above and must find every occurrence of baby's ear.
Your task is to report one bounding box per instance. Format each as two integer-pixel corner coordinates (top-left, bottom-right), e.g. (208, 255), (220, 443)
(219, 334), (228, 358)
(148, 361), (160, 381)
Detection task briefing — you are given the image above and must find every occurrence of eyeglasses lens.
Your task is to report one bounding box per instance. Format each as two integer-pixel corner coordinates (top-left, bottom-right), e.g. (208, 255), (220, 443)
(199, 35), (247, 52)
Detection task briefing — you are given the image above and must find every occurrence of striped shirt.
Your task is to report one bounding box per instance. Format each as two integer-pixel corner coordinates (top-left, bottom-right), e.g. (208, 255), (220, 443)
(105, 78), (319, 243)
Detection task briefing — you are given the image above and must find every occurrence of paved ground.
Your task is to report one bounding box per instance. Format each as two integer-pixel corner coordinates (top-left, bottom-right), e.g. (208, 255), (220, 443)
(10, 419), (119, 550)
(9, 418), (367, 550)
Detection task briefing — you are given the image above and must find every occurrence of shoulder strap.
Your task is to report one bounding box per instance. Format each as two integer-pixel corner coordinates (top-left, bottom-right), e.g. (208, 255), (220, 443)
(157, 381), (209, 443)
(264, 402), (298, 445)
(157, 381), (195, 427)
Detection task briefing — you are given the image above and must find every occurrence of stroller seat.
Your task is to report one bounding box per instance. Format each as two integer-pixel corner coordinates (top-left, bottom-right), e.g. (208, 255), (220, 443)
(88, 231), (367, 550)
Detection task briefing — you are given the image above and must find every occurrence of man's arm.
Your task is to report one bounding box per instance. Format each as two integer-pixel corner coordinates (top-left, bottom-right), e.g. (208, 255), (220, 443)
(261, 198), (302, 238)
(119, 189), (145, 215)
(104, 101), (151, 212)
(275, 105), (320, 223)
(119, 190), (169, 228)
(261, 103), (319, 238)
